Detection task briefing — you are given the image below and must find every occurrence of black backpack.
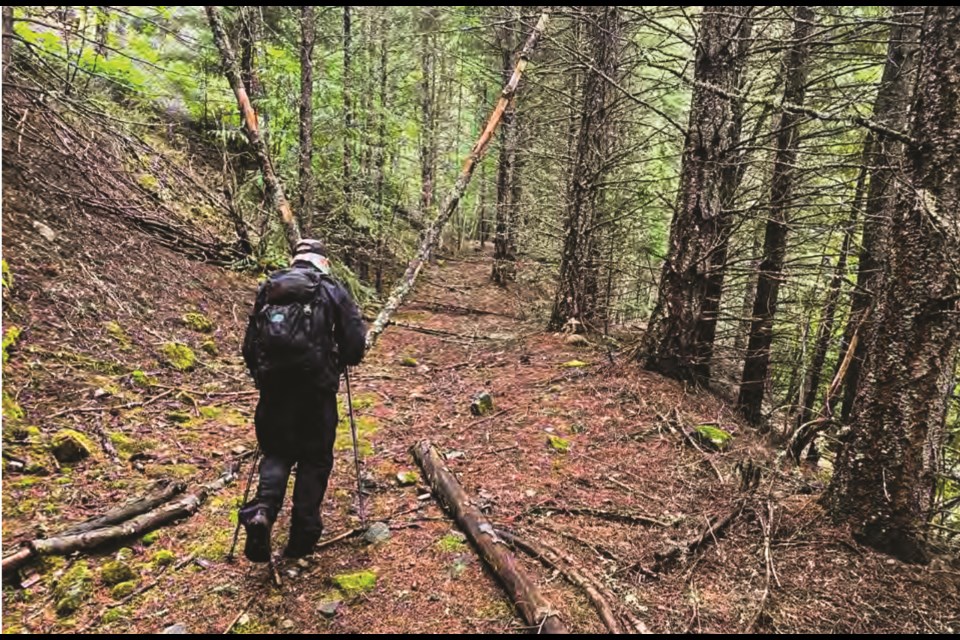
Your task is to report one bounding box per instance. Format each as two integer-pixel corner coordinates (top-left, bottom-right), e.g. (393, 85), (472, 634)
(250, 267), (337, 379)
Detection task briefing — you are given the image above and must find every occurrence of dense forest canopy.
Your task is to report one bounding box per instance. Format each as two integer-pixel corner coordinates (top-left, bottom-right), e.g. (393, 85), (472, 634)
(1, 5), (958, 634)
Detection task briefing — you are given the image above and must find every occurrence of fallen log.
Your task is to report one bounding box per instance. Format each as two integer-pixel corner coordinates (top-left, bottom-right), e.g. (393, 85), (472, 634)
(529, 504), (671, 528)
(60, 480), (186, 536)
(498, 529), (640, 634)
(412, 440), (567, 634)
(2, 469), (236, 575)
(366, 12), (550, 350)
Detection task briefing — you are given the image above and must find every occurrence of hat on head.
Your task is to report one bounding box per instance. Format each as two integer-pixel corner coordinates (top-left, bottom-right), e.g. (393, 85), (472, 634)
(292, 238), (331, 274)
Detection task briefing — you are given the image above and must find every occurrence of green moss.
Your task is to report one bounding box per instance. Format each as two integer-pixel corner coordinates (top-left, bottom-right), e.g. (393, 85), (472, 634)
(199, 405), (222, 420)
(351, 392), (378, 410)
(167, 410), (193, 424)
(10, 477), (41, 489)
(182, 312), (214, 333)
(137, 173), (160, 192)
(100, 561), (137, 586)
(54, 561), (93, 617)
(560, 360), (589, 368)
(3, 390), (24, 422)
(161, 343), (195, 371)
(131, 370), (155, 388)
(335, 415), (378, 457)
(108, 431), (154, 458)
(693, 425), (732, 452)
(151, 550), (175, 567)
(200, 339), (218, 356)
(396, 470), (419, 486)
(191, 528), (231, 561)
(110, 581), (137, 599)
(141, 530), (161, 546)
(102, 606), (130, 624)
(3, 325), (21, 364)
(5, 423), (41, 443)
(1, 258), (12, 291)
(436, 533), (467, 553)
(331, 570), (378, 598)
(470, 392), (494, 416)
(547, 435), (571, 453)
(104, 321), (131, 349)
(400, 356), (419, 367)
(51, 429), (96, 463)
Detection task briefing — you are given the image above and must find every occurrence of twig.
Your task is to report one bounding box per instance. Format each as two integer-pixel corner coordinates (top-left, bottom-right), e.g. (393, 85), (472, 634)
(529, 504), (671, 528)
(223, 594), (257, 634)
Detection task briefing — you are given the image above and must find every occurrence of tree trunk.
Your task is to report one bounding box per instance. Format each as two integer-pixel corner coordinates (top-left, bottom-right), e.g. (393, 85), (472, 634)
(342, 6), (353, 207)
(374, 7), (389, 293)
(419, 6), (439, 220)
(205, 6), (301, 253)
(299, 6), (315, 233)
(412, 441), (567, 633)
(638, 7), (753, 383)
(549, 6), (622, 331)
(738, 7), (814, 427)
(366, 12), (549, 350)
(2, 6), (13, 75)
(492, 8), (521, 285)
(826, 6), (960, 563)
(838, 5), (922, 424)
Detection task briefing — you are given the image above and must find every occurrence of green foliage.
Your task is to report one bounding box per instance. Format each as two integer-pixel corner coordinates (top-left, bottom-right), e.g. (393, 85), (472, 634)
(2, 390), (24, 422)
(547, 435), (571, 453)
(1, 259), (12, 291)
(435, 533), (467, 553)
(131, 370), (155, 387)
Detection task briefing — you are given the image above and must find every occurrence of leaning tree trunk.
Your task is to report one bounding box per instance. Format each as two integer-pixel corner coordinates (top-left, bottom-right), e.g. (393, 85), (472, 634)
(825, 6), (960, 564)
(837, 5), (921, 424)
(737, 6), (814, 427)
(299, 6), (315, 232)
(638, 6), (753, 384)
(366, 12), (550, 350)
(549, 6), (622, 331)
(205, 6), (300, 253)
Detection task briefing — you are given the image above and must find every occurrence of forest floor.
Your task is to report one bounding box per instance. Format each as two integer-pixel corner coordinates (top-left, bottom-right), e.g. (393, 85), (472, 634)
(3, 228), (959, 633)
(3, 83), (959, 635)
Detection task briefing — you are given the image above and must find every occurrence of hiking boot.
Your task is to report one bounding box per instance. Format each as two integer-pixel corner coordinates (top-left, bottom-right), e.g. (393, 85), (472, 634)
(240, 507), (272, 563)
(282, 530), (320, 559)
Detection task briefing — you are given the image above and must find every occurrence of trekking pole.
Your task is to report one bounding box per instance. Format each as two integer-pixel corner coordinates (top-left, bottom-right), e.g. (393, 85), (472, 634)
(343, 368), (367, 528)
(227, 444), (261, 562)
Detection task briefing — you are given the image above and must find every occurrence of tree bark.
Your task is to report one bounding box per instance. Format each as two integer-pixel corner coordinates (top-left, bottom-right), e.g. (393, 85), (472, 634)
(837, 6), (922, 424)
(825, 6), (960, 563)
(549, 6), (623, 331)
(2, 6), (13, 76)
(412, 441), (567, 634)
(205, 6), (301, 253)
(738, 7), (814, 427)
(299, 6), (315, 232)
(492, 7), (521, 285)
(638, 7), (753, 383)
(366, 12), (549, 350)
(419, 6), (439, 220)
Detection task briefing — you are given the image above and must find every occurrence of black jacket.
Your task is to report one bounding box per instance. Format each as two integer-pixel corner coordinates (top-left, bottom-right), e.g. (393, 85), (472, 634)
(242, 263), (367, 390)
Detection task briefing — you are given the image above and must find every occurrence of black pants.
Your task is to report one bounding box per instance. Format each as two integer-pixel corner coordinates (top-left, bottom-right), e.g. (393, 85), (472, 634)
(248, 380), (339, 542)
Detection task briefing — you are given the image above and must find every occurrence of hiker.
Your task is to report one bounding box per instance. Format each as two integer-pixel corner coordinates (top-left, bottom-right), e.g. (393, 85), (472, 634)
(239, 239), (367, 562)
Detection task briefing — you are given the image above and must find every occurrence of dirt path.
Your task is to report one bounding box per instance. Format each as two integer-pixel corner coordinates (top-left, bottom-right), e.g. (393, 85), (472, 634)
(4, 251), (957, 635)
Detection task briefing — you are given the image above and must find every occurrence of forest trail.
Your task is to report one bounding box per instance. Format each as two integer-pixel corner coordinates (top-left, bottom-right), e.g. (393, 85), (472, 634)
(5, 231), (955, 633)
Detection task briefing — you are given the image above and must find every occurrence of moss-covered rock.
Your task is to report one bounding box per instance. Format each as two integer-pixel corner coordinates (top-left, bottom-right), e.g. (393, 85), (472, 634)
(6, 423), (41, 443)
(108, 431), (154, 459)
(693, 425), (732, 452)
(110, 580), (137, 599)
(54, 561), (93, 617)
(547, 435), (571, 453)
(51, 429), (95, 463)
(102, 605), (130, 624)
(152, 549), (176, 567)
(160, 343), (195, 371)
(396, 471), (419, 486)
(182, 312), (214, 333)
(200, 339), (218, 356)
(101, 560), (137, 586)
(470, 392), (494, 416)
(331, 570), (378, 598)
